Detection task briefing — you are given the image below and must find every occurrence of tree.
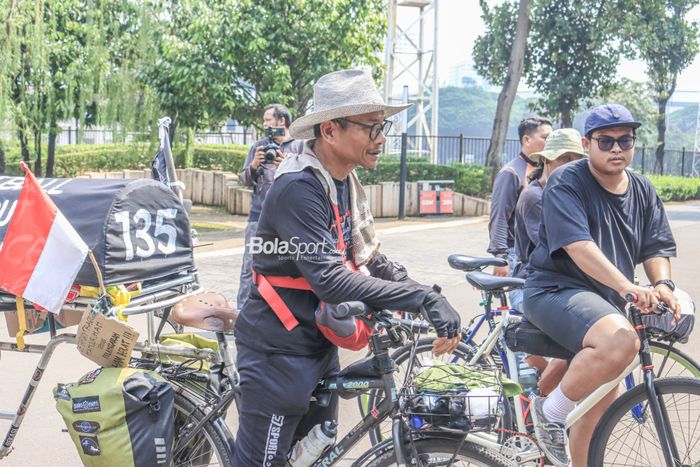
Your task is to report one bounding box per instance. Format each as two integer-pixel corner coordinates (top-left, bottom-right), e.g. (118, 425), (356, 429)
(475, 0), (628, 130)
(217, 0), (386, 126)
(474, 0), (532, 177)
(626, 0), (699, 174)
(525, 0), (622, 127)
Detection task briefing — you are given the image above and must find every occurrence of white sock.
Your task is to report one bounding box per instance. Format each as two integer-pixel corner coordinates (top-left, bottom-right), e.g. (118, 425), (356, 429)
(542, 385), (577, 424)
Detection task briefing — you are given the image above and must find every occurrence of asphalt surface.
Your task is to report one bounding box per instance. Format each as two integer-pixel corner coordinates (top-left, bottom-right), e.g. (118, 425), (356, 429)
(1, 201), (699, 466)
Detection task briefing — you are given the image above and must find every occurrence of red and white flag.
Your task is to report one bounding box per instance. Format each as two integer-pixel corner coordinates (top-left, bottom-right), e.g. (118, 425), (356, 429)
(0, 162), (88, 313)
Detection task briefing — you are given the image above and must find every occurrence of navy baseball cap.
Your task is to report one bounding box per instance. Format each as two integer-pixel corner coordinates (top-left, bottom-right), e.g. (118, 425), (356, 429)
(584, 103), (641, 137)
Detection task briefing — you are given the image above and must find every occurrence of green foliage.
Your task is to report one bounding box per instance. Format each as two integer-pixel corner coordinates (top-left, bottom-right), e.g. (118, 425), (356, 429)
(646, 175), (700, 201)
(356, 160), (491, 198)
(525, 0), (622, 126)
(214, 0), (387, 127)
(3, 143), (248, 177)
(472, 0), (525, 87)
(437, 85), (535, 138)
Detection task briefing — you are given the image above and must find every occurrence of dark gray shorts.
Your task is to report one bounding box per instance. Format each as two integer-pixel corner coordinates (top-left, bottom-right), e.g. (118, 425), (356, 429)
(522, 287), (622, 354)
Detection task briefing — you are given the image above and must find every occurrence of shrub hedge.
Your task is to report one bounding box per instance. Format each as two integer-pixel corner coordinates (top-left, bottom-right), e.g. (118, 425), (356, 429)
(646, 175), (700, 202)
(2, 143), (699, 202)
(2, 143), (249, 178)
(356, 157), (491, 198)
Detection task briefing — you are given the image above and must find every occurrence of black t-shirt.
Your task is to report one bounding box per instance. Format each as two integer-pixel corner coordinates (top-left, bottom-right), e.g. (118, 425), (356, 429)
(526, 159), (676, 310)
(233, 168), (429, 356)
(513, 179), (543, 279)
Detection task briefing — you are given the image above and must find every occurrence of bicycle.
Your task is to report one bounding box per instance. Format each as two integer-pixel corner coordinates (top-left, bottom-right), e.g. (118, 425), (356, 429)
(360, 256), (700, 459)
(294, 300), (514, 466)
(0, 271), (238, 466)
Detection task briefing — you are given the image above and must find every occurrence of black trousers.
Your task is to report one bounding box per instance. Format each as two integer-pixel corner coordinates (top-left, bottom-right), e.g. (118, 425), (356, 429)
(233, 344), (339, 467)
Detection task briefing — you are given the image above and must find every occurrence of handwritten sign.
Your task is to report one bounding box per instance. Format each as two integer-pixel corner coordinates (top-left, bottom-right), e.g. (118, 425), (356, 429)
(76, 310), (139, 368)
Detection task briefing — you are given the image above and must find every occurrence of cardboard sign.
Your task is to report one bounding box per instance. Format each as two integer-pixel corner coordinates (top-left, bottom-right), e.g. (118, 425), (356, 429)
(76, 310), (139, 368)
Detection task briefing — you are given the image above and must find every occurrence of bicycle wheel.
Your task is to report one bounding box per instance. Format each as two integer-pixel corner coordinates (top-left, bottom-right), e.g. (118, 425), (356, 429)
(588, 377), (700, 466)
(363, 437), (510, 466)
(173, 392), (235, 466)
(363, 338), (494, 445)
(648, 341), (700, 378)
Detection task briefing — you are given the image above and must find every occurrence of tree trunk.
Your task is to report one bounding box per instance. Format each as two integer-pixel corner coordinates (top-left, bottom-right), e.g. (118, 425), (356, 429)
(168, 119), (178, 146)
(654, 95), (670, 175)
(484, 0), (532, 187)
(17, 123), (30, 167)
(47, 121), (58, 178)
(560, 110), (573, 128)
(33, 128), (42, 177)
(0, 142), (5, 174)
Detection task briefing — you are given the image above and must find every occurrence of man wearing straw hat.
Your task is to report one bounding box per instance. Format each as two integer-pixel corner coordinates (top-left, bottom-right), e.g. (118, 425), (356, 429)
(232, 69), (462, 466)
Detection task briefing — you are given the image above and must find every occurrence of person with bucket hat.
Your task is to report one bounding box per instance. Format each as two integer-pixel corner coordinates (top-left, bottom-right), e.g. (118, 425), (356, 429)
(232, 69), (461, 466)
(512, 128), (586, 284)
(521, 104), (680, 466)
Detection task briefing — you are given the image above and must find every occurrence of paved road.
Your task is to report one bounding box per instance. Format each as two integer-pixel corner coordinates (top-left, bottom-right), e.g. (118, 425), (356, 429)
(1, 202), (699, 465)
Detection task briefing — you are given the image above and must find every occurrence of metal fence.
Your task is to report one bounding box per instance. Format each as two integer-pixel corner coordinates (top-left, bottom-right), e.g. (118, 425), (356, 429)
(2, 127), (698, 177)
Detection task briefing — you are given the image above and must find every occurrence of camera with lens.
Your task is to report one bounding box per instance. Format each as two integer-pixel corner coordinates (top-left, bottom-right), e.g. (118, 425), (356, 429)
(262, 127), (285, 163)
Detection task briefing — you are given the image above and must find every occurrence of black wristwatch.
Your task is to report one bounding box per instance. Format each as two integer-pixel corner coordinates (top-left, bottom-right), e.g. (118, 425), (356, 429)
(654, 279), (675, 292)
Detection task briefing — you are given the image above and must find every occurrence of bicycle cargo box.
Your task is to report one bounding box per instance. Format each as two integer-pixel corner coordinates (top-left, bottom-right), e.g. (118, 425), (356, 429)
(54, 367), (175, 467)
(0, 176), (193, 287)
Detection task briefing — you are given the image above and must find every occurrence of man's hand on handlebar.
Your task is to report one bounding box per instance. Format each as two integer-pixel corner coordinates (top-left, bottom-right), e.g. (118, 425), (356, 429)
(422, 289), (461, 356)
(620, 284), (659, 313)
(653, 284), (681, 323)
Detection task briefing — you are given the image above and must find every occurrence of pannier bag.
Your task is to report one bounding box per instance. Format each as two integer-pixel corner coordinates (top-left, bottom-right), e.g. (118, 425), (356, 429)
(54, 367), (174, 467)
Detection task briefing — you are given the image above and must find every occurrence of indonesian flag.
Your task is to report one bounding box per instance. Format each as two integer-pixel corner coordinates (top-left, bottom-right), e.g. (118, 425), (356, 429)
(0, 162), (88, 313)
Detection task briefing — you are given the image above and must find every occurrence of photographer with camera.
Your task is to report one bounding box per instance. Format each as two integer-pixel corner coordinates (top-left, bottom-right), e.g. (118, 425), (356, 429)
(238, 104), (304, 309)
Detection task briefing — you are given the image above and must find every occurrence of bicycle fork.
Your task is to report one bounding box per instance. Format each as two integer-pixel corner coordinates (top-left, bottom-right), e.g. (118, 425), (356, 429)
(632, 308), (682, 467)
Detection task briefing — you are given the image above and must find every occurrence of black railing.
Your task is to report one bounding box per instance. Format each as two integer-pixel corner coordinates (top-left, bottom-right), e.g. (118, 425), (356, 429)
(1, 127), (697, 177)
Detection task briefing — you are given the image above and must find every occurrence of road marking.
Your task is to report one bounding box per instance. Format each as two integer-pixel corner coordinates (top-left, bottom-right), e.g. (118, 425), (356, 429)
(194, 217), (488, 259)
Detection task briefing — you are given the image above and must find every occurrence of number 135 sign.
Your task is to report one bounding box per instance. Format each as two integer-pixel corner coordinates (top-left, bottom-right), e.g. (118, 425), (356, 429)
(114, 208), (179, 260)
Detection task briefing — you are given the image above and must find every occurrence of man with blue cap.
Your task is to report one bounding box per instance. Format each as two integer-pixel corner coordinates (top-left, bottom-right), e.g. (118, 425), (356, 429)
(521, 103), (681, 466)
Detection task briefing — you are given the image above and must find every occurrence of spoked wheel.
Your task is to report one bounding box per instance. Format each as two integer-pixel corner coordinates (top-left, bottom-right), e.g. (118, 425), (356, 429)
(172, 392), (235, 466)
(588, 377), (700, 466)
(363, 438), (510, 466)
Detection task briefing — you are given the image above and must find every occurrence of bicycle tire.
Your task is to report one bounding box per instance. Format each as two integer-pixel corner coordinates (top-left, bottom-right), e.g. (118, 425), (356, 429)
(647, 341), (700, 378)
(173, 392), (235, 466)
(362, 338), (494, 446)
(361, 437), (510, 466)
(588, 377), (700, 466)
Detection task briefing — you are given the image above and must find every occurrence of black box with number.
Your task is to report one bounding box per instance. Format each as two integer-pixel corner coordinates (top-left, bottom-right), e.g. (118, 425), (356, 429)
(0, 175), (193, 287)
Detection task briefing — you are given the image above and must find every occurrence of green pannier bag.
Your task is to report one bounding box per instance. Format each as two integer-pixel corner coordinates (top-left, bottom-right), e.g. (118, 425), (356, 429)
(54, 367), (175, 467)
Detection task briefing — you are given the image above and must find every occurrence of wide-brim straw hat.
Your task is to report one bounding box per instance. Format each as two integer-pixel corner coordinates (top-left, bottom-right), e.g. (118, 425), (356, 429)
(290, 69), (411, 140)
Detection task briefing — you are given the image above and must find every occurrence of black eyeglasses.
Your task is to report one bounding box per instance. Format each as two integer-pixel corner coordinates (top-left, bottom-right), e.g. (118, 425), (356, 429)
(337, 118), (392, 141)
(591, 135), (636, 151)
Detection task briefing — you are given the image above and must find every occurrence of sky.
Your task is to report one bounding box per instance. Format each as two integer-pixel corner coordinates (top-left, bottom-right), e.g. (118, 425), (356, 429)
(394, 0), (700, 103)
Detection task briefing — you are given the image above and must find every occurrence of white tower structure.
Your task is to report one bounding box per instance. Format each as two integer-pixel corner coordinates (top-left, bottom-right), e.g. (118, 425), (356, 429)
(383, 0), (440, 163)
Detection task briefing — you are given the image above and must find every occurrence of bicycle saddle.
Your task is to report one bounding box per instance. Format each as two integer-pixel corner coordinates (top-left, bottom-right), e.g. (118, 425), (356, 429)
(171, 292), (238, 332)
(448, 254), (507, 272)
(465, 271), (525, 291)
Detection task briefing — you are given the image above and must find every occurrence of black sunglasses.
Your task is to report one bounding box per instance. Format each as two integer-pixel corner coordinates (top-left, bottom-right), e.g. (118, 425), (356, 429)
(337, 118), (392, 141)
(591, 135), (636, 151)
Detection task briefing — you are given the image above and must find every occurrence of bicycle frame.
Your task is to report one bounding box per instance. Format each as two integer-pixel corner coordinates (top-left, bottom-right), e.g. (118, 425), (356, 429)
(566, 305), (682, 466)
(0, 276), (237, 460)
(310, 332), (410, 466)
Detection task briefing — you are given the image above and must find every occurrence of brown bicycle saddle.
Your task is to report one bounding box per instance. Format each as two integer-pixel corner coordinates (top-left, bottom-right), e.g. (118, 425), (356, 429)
(171, 292), (238, 332)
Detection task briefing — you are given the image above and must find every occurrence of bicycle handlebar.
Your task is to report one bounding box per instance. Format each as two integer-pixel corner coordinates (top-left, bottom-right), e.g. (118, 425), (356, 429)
(335, 301), (373, 318)
(625, 293), (671, 315)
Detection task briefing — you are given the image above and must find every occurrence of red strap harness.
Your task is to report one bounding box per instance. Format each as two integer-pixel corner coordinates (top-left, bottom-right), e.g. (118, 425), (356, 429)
(252, 202), (350, 331)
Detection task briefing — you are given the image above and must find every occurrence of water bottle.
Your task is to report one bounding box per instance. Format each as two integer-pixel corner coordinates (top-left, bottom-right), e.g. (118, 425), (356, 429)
(288, 420), (337, 466)
(515, 352), (540, 397)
